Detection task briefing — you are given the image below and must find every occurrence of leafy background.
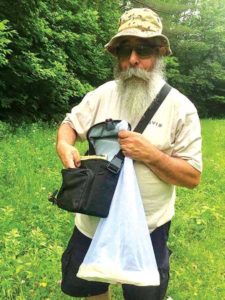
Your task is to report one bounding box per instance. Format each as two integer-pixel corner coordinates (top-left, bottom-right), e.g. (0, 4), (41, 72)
(0, 0), (225, 122)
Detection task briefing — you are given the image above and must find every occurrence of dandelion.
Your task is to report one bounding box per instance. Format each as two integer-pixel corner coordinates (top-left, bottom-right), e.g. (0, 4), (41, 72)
(39, 282), (47, 287)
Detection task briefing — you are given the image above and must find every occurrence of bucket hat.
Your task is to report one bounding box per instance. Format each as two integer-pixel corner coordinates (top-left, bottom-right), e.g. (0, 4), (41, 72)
(105, 8), (172, 56)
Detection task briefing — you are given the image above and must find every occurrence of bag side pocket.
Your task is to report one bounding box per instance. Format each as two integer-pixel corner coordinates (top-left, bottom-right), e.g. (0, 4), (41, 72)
(57, 168), (94, 212)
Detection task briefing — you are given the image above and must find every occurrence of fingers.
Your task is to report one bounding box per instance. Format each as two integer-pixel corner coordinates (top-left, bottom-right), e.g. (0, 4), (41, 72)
(65, 148), (80, 168)
(118, 130), (140, 140)
(67, 158), (76, 168)
(118, 131), (133, 156)
(57, 142), (81, 169)
(62, 153), (76, 168)
(118, 131), (149, 160)
(118, 131), (140, 148)
(118, 130), (132, 139)
(122, 149), (128, 157)
(72, 148), (81, 168)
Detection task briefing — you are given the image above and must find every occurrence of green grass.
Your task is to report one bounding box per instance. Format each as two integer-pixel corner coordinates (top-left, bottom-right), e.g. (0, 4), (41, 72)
(169, 119), (225, 299)
(0, 120), (224, 299)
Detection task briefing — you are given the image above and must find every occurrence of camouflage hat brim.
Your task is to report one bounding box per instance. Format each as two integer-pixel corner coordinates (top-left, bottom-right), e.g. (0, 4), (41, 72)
(105, 8), (172, 57)
(105, 29), (172, 56)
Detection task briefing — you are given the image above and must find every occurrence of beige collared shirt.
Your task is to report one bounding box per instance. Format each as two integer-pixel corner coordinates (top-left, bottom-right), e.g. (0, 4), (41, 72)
(63, 79), (202, 238)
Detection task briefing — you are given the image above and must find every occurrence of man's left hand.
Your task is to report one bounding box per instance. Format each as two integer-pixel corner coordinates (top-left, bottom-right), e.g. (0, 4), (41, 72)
(118, 130), (154, 161)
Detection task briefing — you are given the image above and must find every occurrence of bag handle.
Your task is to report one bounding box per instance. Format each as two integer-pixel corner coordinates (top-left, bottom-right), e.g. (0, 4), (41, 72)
(107, 83), (172, 173)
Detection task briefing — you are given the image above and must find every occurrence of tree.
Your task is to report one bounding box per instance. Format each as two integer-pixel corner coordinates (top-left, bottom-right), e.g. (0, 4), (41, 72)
(0, 0), (224, 120)
(0, 20), (14, 67)
(0, 0), (121, 121)
(170, 0), (225, 117)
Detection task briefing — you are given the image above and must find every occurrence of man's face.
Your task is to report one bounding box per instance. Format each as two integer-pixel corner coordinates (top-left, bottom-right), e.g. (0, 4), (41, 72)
(116, 37), (159, 72)
(114, 37), (165, 125)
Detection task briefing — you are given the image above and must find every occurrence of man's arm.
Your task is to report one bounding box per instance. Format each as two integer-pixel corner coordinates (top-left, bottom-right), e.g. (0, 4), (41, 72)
(118, 131), (201, 189)
(56, 123), (81, 168)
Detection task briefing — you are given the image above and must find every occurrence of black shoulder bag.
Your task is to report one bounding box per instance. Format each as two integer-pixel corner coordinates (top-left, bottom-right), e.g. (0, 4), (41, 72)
(48, 83), (172, 218)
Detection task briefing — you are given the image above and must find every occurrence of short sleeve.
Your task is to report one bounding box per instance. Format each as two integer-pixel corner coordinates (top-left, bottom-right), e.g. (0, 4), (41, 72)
(62, 90), (100, 141)
(172, 103), (202, 172)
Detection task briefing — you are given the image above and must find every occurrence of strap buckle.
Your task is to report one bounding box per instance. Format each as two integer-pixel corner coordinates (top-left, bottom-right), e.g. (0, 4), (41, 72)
(107, 156), (123, 174)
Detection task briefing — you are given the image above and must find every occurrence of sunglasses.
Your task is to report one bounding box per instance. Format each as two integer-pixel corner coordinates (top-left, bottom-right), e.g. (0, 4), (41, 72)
(116, 44), (159, 59)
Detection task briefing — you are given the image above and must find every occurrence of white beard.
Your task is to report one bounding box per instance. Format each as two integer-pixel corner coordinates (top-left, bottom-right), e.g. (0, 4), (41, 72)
(114, 59), (165, 126)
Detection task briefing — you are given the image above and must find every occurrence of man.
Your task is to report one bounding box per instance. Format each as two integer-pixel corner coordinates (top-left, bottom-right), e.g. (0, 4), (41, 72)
(57, 8), (202, 300)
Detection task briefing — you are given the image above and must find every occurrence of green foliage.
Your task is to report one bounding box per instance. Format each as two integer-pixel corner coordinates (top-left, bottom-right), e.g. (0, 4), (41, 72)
(0, 0), (225, 120)
(167, 0), (225, 117)
(0, 120), (225, 299)
(0, 20), (14, 67)
(0, 0), (121, 121)
(169, 119), (225, 299)
(0, 120), (14, 139)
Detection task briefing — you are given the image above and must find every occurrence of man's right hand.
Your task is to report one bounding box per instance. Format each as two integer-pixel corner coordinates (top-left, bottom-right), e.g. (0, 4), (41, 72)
(57, 141), (81, 168)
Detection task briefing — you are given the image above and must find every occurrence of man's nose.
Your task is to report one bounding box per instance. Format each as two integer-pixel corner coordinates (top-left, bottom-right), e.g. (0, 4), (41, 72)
(129, 50), (140, 66)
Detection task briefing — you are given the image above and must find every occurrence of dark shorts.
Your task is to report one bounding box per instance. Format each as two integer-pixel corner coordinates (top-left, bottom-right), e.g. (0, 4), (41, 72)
(61, 222), (171, 300)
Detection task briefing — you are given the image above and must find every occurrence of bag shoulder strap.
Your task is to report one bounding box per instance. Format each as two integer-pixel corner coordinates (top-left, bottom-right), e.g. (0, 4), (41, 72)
(107, 83), (172, 173)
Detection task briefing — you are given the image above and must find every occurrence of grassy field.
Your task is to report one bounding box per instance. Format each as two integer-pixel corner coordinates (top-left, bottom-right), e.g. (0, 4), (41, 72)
(0, 119), (224, 300)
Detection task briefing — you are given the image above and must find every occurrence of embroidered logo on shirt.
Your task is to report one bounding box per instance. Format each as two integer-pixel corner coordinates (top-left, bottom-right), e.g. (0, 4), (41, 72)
(150, 120), (163, 127)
